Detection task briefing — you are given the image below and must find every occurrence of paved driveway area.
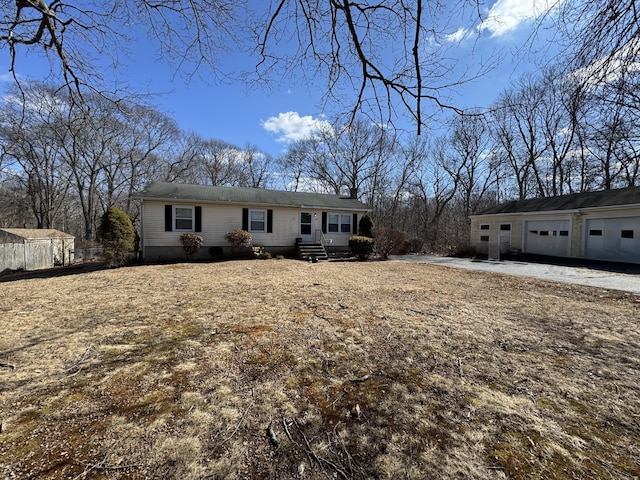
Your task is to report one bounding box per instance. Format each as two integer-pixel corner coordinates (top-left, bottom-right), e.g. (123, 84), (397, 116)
(390, 254), (640, 295)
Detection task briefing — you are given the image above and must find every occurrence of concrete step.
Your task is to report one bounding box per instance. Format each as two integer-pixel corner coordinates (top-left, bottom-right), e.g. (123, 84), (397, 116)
(298, 243), (328, 261)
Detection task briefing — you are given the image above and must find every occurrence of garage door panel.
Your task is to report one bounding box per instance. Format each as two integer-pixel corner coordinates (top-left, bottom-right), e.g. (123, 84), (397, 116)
(585, 217), (640, 263)
(524, 219), (570, 256)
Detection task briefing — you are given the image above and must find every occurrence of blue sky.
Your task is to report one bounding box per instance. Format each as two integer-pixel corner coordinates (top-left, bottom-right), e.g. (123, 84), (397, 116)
(1, 0), (561, 158)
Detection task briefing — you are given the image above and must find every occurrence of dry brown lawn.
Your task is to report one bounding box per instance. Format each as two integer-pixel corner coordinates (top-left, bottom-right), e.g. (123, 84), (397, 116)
(0, 259), (639, 479)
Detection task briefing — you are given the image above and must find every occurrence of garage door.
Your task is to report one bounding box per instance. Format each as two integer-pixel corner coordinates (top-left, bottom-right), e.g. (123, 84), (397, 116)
(584, 217), (640, 263)
(524, 219), (571, 257)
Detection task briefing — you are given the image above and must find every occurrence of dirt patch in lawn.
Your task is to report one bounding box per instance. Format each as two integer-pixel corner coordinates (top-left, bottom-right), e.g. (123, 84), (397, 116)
(1, 259), (639, 479)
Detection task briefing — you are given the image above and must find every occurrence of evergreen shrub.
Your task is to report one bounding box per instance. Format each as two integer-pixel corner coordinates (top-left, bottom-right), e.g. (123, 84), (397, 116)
(97, 207), (135, 267)
(349, 235), (374, 261)
(358, 214), (374, 238)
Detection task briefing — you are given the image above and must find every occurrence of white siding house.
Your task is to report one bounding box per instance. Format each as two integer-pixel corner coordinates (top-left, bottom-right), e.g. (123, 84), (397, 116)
(134, 182), (370, 261)
(470, 186), (640, 264)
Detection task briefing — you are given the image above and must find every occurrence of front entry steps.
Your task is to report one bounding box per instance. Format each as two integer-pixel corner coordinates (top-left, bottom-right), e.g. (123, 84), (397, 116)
(298, 243), (328, 261)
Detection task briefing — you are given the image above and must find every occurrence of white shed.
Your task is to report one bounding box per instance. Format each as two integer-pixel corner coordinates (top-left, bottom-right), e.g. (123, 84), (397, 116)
(0, 228), (75, 273)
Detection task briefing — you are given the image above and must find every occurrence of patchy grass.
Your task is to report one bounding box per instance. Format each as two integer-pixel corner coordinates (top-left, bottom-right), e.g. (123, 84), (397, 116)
(1, 259), (639, 479)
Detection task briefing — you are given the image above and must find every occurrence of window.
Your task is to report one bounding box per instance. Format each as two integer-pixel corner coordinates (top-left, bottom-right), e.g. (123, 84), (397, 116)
(500, 224), (511, 231)
(622, 230), (634, 239)
(480, 235), (489, 242)
(175, 206), (194, 231)
(559, 230), (569, 236)
(589, 229), (602, 236)
(327, 214), (339, 232)
(250, 209), (266, 232)
(540, 231), (549, 236)
(327, 214), (352, 233)
(480, 224), (490, 230)
(340, 214), (352, 233)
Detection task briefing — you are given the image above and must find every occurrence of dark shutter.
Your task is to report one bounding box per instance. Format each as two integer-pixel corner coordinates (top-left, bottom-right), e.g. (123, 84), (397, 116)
(322, 212), (327, 234)
(267, 209), (273, 233)
(242, 208), (249, 231)
(353, 213), (358, 234)
(164, 205), (173, 231)
(195, 206), (202, 232)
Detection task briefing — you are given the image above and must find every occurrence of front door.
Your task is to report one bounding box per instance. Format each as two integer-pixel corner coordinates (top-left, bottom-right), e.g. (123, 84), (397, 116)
(300, 212), (313, 242)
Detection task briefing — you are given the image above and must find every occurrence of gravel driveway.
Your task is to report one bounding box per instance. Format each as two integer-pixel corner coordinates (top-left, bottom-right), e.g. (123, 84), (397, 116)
(390, 254), (640, 295)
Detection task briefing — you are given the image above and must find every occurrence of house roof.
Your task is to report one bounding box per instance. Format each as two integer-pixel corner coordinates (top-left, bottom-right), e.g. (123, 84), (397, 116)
(0, 228), (74, 240)
(134, 182), (370, 211)
(476, 186), (640, 215)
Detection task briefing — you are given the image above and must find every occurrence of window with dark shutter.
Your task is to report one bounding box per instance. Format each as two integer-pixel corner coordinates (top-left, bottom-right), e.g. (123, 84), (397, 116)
(322, 212), (327, 234)
(353, 213), (358, 234)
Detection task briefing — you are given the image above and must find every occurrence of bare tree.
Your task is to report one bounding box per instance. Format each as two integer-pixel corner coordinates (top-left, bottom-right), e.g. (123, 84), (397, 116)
(258, 1), (495, 132)
(558, 0), (640, 89)
(0, 82), (72, 229)
(537, 66), (588, 195)
(189, 138), (244, 187)
(285, 117), (395, 199)
(237, 144), (273, 188)
(1, 1), (497, 131)
(491, 76), (550, 199)
(446, 113), (496, 217)
(0, 1), (243, 92)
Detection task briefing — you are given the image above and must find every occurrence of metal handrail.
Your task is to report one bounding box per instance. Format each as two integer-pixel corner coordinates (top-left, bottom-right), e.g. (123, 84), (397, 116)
(314, 229), (332, 246)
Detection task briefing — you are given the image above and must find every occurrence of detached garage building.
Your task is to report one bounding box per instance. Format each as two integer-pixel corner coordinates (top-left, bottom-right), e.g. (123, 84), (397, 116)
(470, 186), (640, 264)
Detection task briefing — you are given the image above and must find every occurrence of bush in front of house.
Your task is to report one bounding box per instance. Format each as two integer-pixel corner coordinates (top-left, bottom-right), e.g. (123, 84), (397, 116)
(358, 214), (374, 238)
(180, 233), (204, 260)
(97, 206), (135, 267)
(349, 235), (374, 261)
(225, 229), (252, 257)
(374, 227), (410, 259)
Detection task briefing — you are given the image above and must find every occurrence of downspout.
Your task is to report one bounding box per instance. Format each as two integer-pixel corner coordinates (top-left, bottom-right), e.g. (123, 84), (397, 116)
(140, 199), (145, 260)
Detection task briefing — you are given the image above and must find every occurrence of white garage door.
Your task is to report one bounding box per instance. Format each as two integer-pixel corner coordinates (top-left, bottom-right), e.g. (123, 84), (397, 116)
(584, 217), (640, 263)
(524, 219), (571, 257)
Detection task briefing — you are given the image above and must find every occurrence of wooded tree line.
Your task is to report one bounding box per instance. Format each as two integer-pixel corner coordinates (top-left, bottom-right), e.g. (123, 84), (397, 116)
(1, 55), (638, 253)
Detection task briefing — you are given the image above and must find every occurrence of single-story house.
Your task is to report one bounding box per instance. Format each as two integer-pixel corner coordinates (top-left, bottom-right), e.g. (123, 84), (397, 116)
(0, 228), (75, 272)
(134, 182), (370, 261)
(470, 186), (640, 264)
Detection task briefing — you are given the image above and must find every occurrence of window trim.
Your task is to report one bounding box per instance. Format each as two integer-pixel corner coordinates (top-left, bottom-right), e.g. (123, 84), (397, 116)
(480, 224), (490, 230)
(249, 208), (267, 233)
(326, 213), (352, 234)
(174, 205), (195, 232)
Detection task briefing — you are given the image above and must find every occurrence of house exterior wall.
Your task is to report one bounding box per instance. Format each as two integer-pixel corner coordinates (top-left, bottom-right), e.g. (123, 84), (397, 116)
(141, 200), (361, 261)
(471, 205), (640, 264)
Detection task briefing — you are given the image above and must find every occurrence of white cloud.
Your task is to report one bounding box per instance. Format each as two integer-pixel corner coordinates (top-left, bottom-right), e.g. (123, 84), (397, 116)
(446, 28), (470, 43)
(261, 111), (331, 143)
(572, 37), (640, 87)
(479, 0), (558, 37)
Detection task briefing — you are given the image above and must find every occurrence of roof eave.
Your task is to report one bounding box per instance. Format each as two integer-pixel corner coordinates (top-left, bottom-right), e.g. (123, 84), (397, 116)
(137, 196), (369, 211)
